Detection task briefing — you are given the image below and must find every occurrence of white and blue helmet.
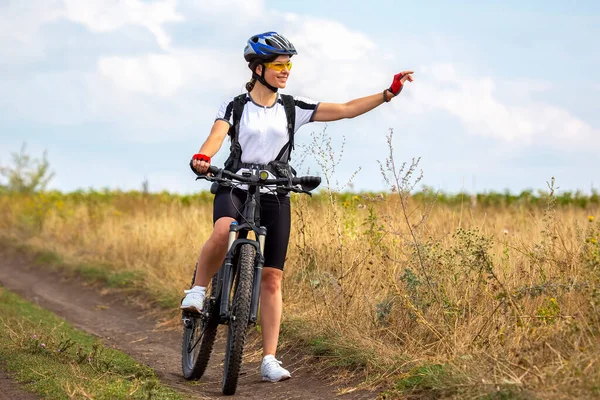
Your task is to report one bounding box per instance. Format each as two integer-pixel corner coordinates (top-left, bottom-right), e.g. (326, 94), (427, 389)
(244, 32), (297, 62)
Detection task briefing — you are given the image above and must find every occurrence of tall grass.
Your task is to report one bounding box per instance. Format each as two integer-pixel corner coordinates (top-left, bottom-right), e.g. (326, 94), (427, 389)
(1, 166), (599, 398)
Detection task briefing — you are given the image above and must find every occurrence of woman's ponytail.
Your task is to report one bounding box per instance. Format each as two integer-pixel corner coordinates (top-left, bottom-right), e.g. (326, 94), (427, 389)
(245, 77), (256, 92)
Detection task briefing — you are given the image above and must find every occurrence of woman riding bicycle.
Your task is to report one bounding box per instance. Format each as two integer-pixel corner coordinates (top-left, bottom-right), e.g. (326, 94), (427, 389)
(182, 31), (414, 383)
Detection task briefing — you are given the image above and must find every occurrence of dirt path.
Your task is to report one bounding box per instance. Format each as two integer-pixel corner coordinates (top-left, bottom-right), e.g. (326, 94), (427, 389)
(0, 369), (40, 400)
(0, 254), (375, 399)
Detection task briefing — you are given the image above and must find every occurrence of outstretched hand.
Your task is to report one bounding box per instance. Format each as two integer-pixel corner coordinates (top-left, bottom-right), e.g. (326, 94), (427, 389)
(389, 70), (414, 96)
(191, 153), (211, 174)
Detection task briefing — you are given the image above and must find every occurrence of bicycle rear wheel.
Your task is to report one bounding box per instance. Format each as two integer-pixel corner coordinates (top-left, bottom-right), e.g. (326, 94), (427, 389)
(181, 266), (220, 380)
(222, 244), (256, 395)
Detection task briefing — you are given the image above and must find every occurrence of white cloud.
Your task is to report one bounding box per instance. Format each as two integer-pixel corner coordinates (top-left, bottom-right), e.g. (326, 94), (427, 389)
(404, 63), (597, 148)
(62, 0), (183, 49)
(98, 54), (184, 97)
(0, 0), (183, 51)
(283, 15), (386, 102)
(96, 46), (247, 97)
(289, 17), (376, 62)
(0, 1), (63, 41)
(180, 0), (265, 20)
(0, 0), (64, 64)
(0, 71), (90, 125)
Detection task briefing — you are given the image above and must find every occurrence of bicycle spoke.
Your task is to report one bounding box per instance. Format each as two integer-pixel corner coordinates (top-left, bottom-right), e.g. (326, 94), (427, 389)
(181, 274), (219, 380)
(188, 320), (209, 353)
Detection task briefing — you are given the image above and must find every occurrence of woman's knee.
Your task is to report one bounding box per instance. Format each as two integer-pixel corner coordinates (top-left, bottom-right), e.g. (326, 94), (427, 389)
(210, 217), (235, 247)
(261, 268), (282, 295)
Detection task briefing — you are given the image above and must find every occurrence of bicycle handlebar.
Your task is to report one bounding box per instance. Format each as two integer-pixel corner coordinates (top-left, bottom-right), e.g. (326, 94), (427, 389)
(191, 164), (321, 194)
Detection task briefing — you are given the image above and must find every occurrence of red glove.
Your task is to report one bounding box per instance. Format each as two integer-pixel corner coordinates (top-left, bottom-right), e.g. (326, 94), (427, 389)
(192, 153), (211, 163)
(389, 72), (405, 96)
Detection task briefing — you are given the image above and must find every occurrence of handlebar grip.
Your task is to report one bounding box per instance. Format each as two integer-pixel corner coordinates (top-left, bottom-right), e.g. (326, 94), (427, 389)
(293, 176), (321, 192)
(207, 165), (220, 175)
(190, 162), (221, 177)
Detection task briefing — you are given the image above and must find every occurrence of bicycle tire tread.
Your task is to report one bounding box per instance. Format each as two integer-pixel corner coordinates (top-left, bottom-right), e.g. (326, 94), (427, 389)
(222, 244), (256, 395)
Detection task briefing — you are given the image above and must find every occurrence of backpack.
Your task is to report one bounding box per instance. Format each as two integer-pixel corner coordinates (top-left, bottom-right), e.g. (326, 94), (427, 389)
(223, 93), (297, 178)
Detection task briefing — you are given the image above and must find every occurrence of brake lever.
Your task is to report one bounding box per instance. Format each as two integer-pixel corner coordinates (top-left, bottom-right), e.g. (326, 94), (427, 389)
(195, 175), (217, 182)
(195, 174), (226, 185)
(287, 186), (312, 196)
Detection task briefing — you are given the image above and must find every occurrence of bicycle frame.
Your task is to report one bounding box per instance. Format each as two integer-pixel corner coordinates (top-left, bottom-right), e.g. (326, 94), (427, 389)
(215, 167), (268, 326)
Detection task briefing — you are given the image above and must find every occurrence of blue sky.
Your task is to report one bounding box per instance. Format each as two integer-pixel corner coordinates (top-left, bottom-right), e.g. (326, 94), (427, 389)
(1, 0), (598, 194)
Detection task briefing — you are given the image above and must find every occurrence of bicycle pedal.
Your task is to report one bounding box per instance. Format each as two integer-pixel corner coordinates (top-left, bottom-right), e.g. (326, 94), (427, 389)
(181, 309), (201, 319)
(181, 317), (194, 328)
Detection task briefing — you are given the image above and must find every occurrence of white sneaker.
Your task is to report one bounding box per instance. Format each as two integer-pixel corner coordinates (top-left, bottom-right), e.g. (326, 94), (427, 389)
(180, 286), (206, 313)
(261, 355), (291, 382)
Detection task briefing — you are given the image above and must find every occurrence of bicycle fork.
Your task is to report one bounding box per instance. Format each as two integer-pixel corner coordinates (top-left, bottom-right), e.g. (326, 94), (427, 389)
(249, 232), (265, 325)
(219, 222), (266, 325)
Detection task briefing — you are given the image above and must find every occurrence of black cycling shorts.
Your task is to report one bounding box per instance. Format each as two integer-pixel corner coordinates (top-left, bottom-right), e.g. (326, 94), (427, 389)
(213, 186), (291, 270)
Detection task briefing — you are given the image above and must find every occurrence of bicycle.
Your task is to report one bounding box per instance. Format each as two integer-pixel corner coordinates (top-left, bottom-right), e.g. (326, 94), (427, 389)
(181, 164), (321, 395)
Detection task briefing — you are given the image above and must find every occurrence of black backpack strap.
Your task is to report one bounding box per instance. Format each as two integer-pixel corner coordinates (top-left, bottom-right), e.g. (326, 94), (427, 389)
(230, 94), (248, 143)
(275, 94), (296, 162)
(224, 94), (248, 171)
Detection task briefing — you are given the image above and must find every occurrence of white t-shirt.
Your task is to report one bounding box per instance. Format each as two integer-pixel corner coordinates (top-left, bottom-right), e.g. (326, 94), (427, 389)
(215, 93), (320, 166)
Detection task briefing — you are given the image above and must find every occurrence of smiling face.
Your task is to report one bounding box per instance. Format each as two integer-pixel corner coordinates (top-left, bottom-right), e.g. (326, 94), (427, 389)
(257, 55), (292, 89)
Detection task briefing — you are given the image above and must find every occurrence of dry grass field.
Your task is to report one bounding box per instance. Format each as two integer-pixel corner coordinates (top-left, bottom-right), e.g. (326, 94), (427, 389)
(1, 177), (599, 399)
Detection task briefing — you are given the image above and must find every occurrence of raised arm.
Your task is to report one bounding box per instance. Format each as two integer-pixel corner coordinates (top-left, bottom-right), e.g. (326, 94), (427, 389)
(313, 70), (414, 122)
(191, 120), (230, 173)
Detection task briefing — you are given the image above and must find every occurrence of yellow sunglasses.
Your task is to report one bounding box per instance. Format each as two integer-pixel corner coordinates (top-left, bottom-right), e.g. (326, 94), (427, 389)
(263, 61), (292, 72)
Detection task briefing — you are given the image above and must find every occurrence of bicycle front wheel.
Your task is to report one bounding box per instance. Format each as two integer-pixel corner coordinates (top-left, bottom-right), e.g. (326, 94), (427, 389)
(222, 244), (256, 395)
(181, 269), (220, 380)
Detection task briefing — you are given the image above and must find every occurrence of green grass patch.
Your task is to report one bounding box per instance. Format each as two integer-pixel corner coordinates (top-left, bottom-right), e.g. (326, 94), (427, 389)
(72, 262), (145, 290)
(34, 250), (145, 290)
(394, 364), (451, 392)
(379, 363), (535, 400)
(156, 291), (181, 309)
(0, 239), (146, 290)
(75, 263), (108, 282)
(308, 336), (375, 369)
(106, 270), (144, 288)
(33, 249), (63, 266)
(376, 363), (465, 399)
(479, 387), (535, 400)
(0, 287), (182, 400)
(281, 318), (376, 371)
